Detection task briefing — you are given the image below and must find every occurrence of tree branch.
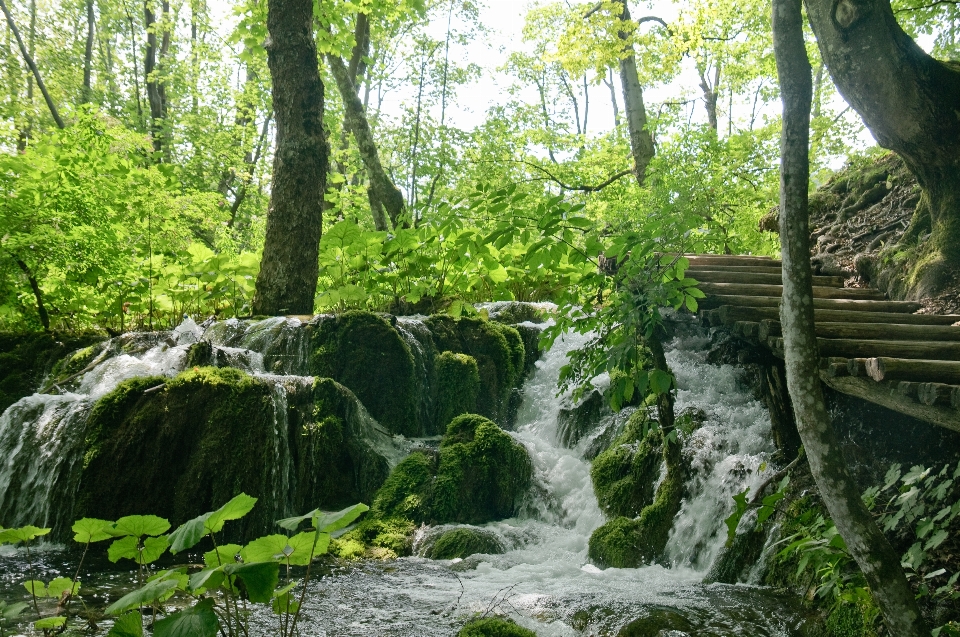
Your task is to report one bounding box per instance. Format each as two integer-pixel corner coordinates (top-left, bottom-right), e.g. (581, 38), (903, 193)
(894, 0), (959, 12)
(0, 0), (64, 129)
(518, 160), (633, 192)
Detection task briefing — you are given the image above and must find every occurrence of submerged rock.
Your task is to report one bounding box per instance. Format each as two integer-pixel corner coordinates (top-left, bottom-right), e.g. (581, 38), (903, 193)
(617, 608), (694, 636)
(422, 527), (505, 559)
(557, 389), (606, 448)
(76, 367), (390, 539)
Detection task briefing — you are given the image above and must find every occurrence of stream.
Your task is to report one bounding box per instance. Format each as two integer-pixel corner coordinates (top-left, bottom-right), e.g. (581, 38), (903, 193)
(0, 314), (811, 636)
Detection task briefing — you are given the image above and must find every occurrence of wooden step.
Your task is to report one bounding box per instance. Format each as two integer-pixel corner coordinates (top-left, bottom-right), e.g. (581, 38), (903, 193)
(702, 306), (960, 328)
(818, 339), (960, 361)
(757, 321), (960, 342)
(686, 265), (785, 275)
(699, 295), (923, 313)
(865, 358), (960, 384)
(697, 282), (884, 300)
(688, 270), (844, 287)
(683, 254), (781, 267)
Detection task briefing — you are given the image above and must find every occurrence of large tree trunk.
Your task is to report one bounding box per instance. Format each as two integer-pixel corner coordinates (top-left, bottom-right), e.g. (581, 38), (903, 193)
(327, 53), (404, 230)
(803, 0), (960, 295)
(252, 0), (327, 316)
(144, 0), (169, 154)
(14, 258), (49, 331)
(616, 2), (655, 183)
(773, 0), (929, 634)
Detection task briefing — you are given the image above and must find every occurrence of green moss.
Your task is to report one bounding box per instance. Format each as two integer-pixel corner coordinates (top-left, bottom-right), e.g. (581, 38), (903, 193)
(0, 332), (105, 412)
(311, 311), (420, 436)
(825, 603), (879, 637)
(590, 411), (663, 518)
(185, 340), (214, 367)
(458, 618), (537, 637)
(434, 352), (480, 432)
(617, 609), (694, 636)
(425, 315), (525, 424)
(371, 450), (438, 523)
(431, 414), (533, 524)
(338, 516), (417, 557)
(425, 527), (504, 559)
(511, 323), (543, 378)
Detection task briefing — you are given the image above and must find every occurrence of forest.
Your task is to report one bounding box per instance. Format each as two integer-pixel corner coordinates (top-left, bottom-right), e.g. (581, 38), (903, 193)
(0, 0), (959, 635)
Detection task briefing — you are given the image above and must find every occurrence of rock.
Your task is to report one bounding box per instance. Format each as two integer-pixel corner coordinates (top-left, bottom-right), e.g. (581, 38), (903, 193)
(557, 390), (605, 448)
(758, 208), (779, 233)
(480, 301), (549, 324)
(423, 527), (505, 559)
(590, 411), (663, 518)
(511, 323), (543, 378)
(458, 618), (537, 637)
(426, 316), (525, 426)
(77, 367), (391, 540)
(312, 311), (421, 436)
(371, 414), (533, 526)
(0, 332), (105, 412)
(704, 509), (769, 584)
(334, 516), (417, 559)
(617, 609), (694, 636)
(434, 352), (481, 433)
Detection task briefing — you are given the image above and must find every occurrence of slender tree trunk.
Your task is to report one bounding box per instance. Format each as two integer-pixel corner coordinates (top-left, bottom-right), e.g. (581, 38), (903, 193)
(125, 11), (143, 128)
(15, 258), (49, 331)
(534, 73), (558, 164)
(327, 53), (404, 230)
(0, 0), (64, 128)
(604, 67), (621, 128)
(83, 0), (95, 102)
(228, 111), (272, 227)
(773, 0), (929, 633)
(144, 0), (168, 154)
(617, 2), (655, 182)
(559, 70), (582, 135)
(699, 66), (720, 131)
(252, 0), (327, 316)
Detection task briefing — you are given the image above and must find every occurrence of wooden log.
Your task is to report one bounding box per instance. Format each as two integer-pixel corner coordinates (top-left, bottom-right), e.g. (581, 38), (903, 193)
(818, 339), (960, 361)
(686, 265), (784, 275)
(952, 386), (960, 409)
(682, 254), (780, 267)
(823, 375), (960, 433)
(758, 321), (960, 342)
(865, 357), (960, 383)
(698, 282), (885, 300)
(688, 269), (844, 287)
(917, 382), (953, 406)
(847, 358), (869, 377)
(699, 294), (924, 313)
(716, 305), (960, 327)
(895, 381), (918, 399)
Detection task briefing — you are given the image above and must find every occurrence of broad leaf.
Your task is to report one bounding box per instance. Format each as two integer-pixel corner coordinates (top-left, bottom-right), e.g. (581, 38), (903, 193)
(0, 526), (51, 544)
(23, 580), (48, 597)
(34, 616), (67, 629)
(224, 562), (279, 603)
(46, 577), (79, 598)
(277, 503), (369, 533)
(112, 515), (170, 538)
(153, 599), (218, 637)
(203, 544), (242, 567)
(205, 493), (257, 535)
(72, 518), (114, 544)
(106, 611), (143, 637)
(106, 578), (179, 615)
(0, 601), (29, 620)
(240, 535), (290, 563)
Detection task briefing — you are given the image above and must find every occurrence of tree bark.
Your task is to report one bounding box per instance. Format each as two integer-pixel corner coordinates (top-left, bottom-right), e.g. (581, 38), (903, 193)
(699, 66), (720, 131)
(83, 0), (95, 102)
(616, 2), (655, 184)
(604, 67), (621, 128)
(0, 0), (64, 129)
(14, 258), (49, 331)
(803, 0), (960, 285)
(252, 0), (327, 316)
(327, 53), (404, 230)
(773, 0), (929, 634)
(144, 0), (169, 154)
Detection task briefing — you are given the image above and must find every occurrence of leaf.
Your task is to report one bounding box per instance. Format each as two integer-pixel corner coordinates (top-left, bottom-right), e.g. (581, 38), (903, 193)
(224, 562), (279, 603)
(24, 580), (48, 597)
(925, 529), (949, 551)
(106, 578), (180, 615)
(0, 526), (51, 544)
(46, 577), (79, 598)
(112, 515), (170, 538)
(72, 518), (114, 544)
(106, 611), (143, 637)
(203, 544), (242, 567)
(153, 599), (218, 637)
(240, 535), (290, 563)
(278, 503), (369, 533)
(34, 616), (67, 629)
(207, 494), (257, 533)
(0, 601), (29, 621)
(168, 494), (257, 554)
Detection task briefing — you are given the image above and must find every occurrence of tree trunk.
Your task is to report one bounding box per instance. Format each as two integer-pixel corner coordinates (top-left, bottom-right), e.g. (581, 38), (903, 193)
(773, 0), (929, 634)
(15, 258), (49, 331)
(144, 1), (168, 154)
(617, 2), (655, 183)
(803, 0), (960, 294)
(327, 53), (404, 230)
(604, 67), (621, 128)
(83, 0), (95, 102)
(699, 66), (720, 131)
(252, 0), (327, 316)
(0, 0), (64, 129)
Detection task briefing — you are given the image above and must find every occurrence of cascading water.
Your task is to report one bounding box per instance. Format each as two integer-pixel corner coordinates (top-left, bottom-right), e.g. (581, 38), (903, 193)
(0, 311), (807, 636)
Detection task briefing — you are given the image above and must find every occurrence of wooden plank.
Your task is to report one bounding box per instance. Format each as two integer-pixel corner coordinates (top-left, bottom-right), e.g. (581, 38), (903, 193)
(715, 305), (960, 327)
(699, 295), (923, 313)
(818, 339), (960, 361)
(896, 381), (918, 399)
(865, 358), (960, 383)
(698, 282), (885, 300)
(688, 269), (844, 287)
(757, 321), (960, 342)
(821, 374), (960, 433)
(847, 358), (870, 377)
(683, 254), (781, 267)
(685, 265), (785, 275)
(917, 383), (953, 406)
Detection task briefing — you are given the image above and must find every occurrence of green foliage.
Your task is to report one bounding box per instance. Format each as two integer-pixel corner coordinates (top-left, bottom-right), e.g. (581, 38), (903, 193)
(458, 617), (537, 637)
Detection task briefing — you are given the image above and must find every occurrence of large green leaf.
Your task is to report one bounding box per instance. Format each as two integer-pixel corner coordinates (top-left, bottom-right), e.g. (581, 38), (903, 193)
(0, 601), (29, 621)
(112, 515), (170, 538)
(106, 611), (143, 637)
(34, 616), (67, 630)
(277, 503), (368, 533)
(72, 518), (114, 544)
(46, 577), (79, 598)
(168, 494), (257, 554)
(153, 599), (218, 637)
(203, 544), (242, 567)
(108, 535), (169, 564)
(223, 562), (279, 603)
(106, 578), (179, 615)
(240, 535), (289, 563)
(0, 526), (51, 544)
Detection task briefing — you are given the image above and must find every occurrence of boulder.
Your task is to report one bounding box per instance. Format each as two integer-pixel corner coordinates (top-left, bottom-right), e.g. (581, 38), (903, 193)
(458, 618), (537, 637)
(0, 332), (105, 412)
(434, 352), (481, 432)
(557, 390), (605, 448)
(423, 527), (505, 559)
(617, 609), (694, 636)
(590, 411), (663, 518)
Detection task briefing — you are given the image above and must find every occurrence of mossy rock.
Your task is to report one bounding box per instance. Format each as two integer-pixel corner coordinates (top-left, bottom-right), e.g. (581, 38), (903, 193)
(588, 459), (684, 568)
(337, 516), (417, 558)
(311, 311), (420, 436)
(425, 315), (525, 425)
(590, 411), (662, 518)
(511, 323), (543, 378)
(432, 414), (533, 524)
(372, 450), (438, 523)
(77, 368), (389, 540)
(617, 608), (694, 636)
(434, 352), (480, 432)
(458, 617), (537, 637)
(0, 332), (106, 413)
(557, 390), (605, 448)
(424, 527), (504, 559)
(482, 301), (547, 325)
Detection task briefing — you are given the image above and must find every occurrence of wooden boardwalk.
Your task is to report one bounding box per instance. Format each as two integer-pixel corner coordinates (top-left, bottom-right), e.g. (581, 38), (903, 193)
(689, 254), (960, 433)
